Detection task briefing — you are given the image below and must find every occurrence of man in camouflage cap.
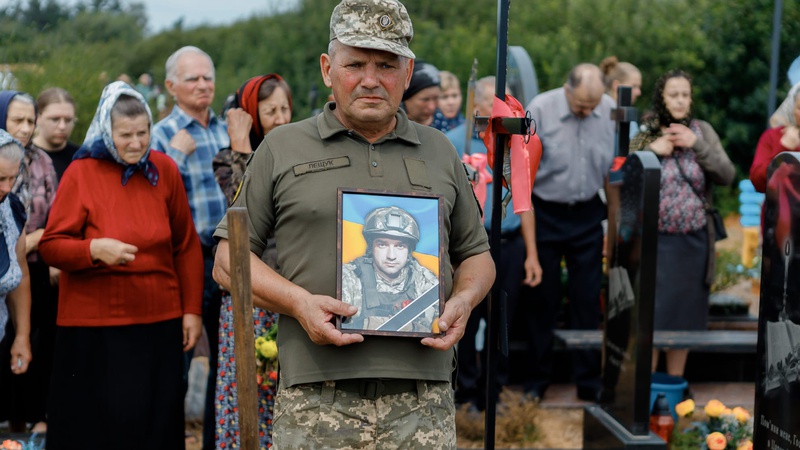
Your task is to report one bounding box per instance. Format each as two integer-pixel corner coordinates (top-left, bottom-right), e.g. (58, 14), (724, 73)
(329, 0), (416, 59)
(341, 206), (439, 332)
(213, 0), (494, 448)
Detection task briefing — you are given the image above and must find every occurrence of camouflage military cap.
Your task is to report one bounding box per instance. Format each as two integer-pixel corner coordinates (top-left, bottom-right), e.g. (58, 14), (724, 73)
(330, 0), (416, 59)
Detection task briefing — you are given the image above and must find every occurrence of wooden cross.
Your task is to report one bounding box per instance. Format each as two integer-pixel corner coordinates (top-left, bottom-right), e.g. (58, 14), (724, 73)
(227, 207), (259, 449)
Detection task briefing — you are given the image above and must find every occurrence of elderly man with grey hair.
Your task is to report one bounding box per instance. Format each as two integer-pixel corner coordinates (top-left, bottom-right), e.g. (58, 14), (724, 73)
(524, 63), (615, 403)
(150, 45), (228, 450)
(212, 0), (494, 448)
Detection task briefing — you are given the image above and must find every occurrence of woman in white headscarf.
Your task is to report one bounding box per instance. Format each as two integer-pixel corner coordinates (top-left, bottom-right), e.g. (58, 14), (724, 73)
(752, 87), (800, 193)
(39, 82), (203, 449)
(0, 89), (59, 434)
(0, 130), (31, 378)
(770, 82), (800, 129)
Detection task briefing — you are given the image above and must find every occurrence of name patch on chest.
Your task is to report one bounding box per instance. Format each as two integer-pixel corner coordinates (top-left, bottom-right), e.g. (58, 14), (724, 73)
(293, 156), (351, 176)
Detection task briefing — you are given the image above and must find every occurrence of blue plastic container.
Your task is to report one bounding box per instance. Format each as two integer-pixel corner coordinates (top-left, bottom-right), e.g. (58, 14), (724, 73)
(650, 372), (688, 421)
(739, 178), (756, 192)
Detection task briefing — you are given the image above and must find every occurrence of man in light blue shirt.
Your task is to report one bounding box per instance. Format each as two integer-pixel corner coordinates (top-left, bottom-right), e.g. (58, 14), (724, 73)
(447, 76), (541, 410)
(151, 45), (228, 450)
(524, 63), (614, 402)
(152, 46), (228, 248)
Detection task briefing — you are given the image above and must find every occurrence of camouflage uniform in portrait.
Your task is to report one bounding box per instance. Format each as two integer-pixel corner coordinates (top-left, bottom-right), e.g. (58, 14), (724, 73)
(341, 206), (439, 332)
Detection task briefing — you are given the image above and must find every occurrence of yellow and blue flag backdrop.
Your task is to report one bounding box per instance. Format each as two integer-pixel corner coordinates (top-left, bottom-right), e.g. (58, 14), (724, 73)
(341, 193), (439, 276)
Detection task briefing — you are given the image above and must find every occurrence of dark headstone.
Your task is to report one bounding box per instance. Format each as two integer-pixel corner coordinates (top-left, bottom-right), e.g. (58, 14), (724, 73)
(584, 405), (667, 450)
(594, 151), (661, 432)
(583, 89), (664, 449)
(507, 46), (538, 107)
(753, 151), (800, 450)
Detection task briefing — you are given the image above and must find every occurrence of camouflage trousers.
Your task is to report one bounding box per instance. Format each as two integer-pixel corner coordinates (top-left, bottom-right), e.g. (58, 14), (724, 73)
(272, 379), (456, 450)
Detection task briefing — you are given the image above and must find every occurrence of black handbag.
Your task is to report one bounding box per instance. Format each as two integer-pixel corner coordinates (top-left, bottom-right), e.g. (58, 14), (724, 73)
(674, 158), (728, 242)
(706, 206), (728, 241)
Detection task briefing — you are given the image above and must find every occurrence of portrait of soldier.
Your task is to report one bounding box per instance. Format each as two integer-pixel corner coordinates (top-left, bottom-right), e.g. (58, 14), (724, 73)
(341, 205), (440, 333)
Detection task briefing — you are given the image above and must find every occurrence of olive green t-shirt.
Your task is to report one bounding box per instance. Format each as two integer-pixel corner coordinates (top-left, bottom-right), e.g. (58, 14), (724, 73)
(214, 103), (490, 387)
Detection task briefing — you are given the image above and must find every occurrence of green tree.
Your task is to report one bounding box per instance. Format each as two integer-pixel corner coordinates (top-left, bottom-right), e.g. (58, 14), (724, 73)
(4, 0), (799, 197)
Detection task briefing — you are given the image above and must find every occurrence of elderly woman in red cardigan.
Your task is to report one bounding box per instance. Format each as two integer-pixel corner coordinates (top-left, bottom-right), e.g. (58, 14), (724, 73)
(751, 88), (800, 193)
(39, 81), (203, 450)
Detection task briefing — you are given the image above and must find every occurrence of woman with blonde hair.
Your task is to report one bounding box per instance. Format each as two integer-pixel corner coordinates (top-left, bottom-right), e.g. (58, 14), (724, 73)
(600, 56), (642, 103)
(213, 73), (293, 449)
(600, 56), (642, 137)
(438, 70), (465, 129)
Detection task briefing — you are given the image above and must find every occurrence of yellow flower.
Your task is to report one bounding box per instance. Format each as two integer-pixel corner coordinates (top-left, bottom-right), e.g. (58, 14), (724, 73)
(722, 407), (733, 416)
(259, 340), (278, 360)
(737, 440), (753, 450)
(675, 399), (695, 417)
(732, 406), (751, 424)
(706, 431), (728, 450)
(705, 399), (726, 418)
(255, 336), (266, 347)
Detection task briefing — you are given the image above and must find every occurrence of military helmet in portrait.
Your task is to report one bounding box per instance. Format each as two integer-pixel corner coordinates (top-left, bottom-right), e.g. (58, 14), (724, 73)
(362, 206), (420, 245)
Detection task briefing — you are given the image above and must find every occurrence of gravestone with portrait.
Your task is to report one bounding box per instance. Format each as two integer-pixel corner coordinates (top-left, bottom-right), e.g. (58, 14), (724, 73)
(753, 152), (800, 450)
(583, 87), (666, 449)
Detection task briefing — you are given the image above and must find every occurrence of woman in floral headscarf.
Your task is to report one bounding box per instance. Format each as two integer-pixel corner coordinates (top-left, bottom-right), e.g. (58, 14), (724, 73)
(212, 74), (292, 450)
(630, 70), (734, 386)
(39, 81), (203, 449)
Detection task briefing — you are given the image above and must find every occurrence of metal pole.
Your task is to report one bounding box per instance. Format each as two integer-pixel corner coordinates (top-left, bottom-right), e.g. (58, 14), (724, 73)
(484, 0), (510, 448)
(767, 0), (783, 123)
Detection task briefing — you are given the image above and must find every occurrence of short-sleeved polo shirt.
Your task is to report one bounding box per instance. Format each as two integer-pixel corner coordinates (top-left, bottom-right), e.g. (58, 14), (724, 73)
(214, 103), (489, 387)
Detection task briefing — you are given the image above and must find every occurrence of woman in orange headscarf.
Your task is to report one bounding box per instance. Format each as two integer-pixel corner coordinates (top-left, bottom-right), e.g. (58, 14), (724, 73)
(212, 74), (292, 449)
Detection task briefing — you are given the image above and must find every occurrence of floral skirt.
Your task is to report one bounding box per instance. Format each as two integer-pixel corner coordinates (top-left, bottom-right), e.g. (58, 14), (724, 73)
(215, 293), (278, 449)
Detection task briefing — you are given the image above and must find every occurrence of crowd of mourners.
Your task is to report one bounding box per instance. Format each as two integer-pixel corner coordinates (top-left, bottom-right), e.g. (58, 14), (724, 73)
(0, 0), (792, 448)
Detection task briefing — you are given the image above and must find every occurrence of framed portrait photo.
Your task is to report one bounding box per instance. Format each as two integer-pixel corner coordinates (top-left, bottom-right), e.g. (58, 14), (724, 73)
(336, 188), (445, 338)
